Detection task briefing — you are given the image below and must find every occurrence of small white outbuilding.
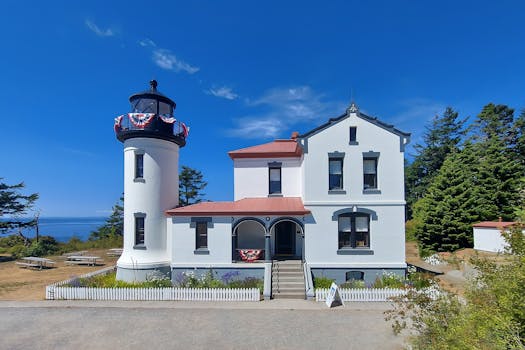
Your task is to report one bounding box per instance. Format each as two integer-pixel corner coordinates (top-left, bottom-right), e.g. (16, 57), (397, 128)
(472, 221), (523, 253)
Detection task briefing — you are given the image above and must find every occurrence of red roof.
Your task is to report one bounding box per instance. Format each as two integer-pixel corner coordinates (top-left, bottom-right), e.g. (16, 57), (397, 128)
(166, 197), (310, 216)
(228, 140), (303, 159)
(472, 221), (517, 229)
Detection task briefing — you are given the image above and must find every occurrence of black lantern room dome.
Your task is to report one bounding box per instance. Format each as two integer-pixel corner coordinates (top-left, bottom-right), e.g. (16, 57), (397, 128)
(115, 80), (187, 147)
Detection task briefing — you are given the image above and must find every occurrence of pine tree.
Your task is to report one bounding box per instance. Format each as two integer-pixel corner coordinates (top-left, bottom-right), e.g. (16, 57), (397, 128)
(405, 107), (466, 218)
(0, 178), (38, 234)
(89, 196), (123, 240)
(179, 166), (207, 207)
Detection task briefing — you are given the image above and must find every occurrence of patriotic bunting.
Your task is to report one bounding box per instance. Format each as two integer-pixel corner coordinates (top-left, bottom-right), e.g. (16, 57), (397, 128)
(128, 113), (155, 128)
(159, 114), (176, 124)
(181, 122), (190, 138)
(114, 115), (124, 133)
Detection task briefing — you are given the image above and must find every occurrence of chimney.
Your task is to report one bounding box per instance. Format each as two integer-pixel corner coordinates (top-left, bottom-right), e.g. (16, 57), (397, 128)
(291, 131), (299, 140)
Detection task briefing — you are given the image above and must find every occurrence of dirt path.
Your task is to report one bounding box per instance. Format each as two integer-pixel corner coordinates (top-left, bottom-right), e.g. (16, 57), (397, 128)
(0, 249), (119, 300)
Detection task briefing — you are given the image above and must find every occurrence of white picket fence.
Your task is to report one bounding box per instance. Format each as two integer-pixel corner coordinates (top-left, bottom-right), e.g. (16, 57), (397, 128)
(45, 266), (261, 301)
(315, 288), (407, 302)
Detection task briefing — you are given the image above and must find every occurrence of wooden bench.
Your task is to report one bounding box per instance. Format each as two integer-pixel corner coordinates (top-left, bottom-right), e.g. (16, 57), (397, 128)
(106, 249), (123, 256)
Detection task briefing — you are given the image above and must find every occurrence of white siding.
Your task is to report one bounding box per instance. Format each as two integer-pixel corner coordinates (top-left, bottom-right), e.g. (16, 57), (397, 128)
(233, 158), (302, 200)
(170, 217), (232, 264)
(304, 204), (406, 267)
(473, 227), (511, 253)
(300, 112), (406, 204)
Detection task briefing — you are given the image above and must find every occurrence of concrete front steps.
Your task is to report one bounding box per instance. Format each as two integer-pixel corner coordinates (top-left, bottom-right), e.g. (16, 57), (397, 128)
(272, 260), (305, 299)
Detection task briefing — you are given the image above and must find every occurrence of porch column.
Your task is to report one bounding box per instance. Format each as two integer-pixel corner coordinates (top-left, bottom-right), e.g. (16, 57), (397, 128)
(232, 233), (237, 262)
(265, 234), (271, 262)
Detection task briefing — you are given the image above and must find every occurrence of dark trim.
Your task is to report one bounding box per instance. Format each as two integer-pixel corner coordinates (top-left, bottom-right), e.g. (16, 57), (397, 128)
(298, 111), (410, 139)
(363, 189), (381, 194)
(337, 249), (374, 255)
(191, 217), (212, 223)
(363, 151), (380, 158)
(133, 244), (147, 250)
(332, 207), (378, 221)
(328, 151), (345, 158)
(268, 217), (304, 232)
(194, 249), (210, 255)
(232, 217), (267, 233)
(117, 129), (186, 147)
(328, 189), (347, 195)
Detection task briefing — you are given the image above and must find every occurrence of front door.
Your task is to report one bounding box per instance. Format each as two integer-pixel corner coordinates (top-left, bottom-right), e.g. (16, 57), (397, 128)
(275, 221), (295, 255)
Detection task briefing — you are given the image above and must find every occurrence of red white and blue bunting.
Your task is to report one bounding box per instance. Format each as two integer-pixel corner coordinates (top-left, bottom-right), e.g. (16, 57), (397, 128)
(114, 115), (124, 132)
(181, 122), (190, 137)
(159, 114), (176, 124)
(128, 113), (155, 128)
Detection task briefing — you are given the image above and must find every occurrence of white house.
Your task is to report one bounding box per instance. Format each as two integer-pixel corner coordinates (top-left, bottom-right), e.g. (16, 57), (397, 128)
(114, 81), (410, 299)
(473, 221), (523, 253)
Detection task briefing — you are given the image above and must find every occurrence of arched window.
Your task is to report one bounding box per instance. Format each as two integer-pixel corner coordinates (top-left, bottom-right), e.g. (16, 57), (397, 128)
(338, 213), (370, 249)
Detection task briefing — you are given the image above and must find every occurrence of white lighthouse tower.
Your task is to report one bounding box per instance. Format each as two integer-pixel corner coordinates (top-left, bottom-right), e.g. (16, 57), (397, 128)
(114, 80), (187, 281)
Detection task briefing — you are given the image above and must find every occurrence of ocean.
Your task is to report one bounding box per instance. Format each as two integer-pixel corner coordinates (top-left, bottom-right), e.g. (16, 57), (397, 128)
(2, 217), (108, 242)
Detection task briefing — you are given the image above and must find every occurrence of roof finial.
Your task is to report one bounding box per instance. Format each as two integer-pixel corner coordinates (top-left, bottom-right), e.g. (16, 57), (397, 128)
(348, 101), (359, 114)
(150, 79), (158, 91)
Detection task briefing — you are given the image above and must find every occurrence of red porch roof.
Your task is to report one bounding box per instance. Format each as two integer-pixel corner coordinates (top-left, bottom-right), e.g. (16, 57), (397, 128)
(166, 197), (310, 216)
(228, 140), (303, 159)
(472, 221), (517, 229)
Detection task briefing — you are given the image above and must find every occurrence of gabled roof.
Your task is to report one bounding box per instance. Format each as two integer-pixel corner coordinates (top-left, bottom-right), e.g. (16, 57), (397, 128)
(299, 106), (411, 139)
(472, 221), (518, 229)
(228, 140), (303, 159)
(166, 197), (310, 216)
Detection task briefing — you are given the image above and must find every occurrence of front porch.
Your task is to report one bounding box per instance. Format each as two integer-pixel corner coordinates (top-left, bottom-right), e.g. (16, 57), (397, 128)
(232, 217), (304, 263)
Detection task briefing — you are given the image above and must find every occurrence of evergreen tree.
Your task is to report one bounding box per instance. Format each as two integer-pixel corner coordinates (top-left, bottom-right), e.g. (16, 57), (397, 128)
(0, 178), (38, 234)
(405, 107), (466, 218)
(513, 109), (525, 166)
(89, 196), (123, 240)
(414, 103), (524, 252)
(413, 145), (482, 251)
(179, 166), (207, 207)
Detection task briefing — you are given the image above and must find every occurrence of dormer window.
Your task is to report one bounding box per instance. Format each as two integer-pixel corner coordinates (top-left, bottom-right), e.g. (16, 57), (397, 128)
(269, 165), (282, 195)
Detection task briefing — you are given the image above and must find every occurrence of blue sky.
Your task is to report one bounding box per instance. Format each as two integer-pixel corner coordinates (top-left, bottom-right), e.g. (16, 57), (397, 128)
(1, 0), (524, 217)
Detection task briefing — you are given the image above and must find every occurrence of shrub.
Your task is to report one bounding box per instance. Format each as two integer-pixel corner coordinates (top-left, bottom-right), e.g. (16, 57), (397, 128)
(340, 279), (366, 289)
(8, 244), (29, 259)
(0, 235), (27, 248)
(373, 271), (405, 289)
(314, 276), (335, 289)
(406, 272), (432, 290)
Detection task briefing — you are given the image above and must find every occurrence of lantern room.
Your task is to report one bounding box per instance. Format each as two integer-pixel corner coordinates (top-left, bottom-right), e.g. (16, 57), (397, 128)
(114, 80), (188, 147)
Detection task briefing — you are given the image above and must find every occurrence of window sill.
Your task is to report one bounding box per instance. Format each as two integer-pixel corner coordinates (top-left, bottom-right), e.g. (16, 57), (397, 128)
(349, 141), (359, 145)
(268, 193), (283, 197)
(328, 189), (347, 195)
(134, 178), (145, 183)
(194, 249), (210, 255)
(133, 244), (147, 250)
(337, 248), (374, 255)
(363, 189), (381, 194)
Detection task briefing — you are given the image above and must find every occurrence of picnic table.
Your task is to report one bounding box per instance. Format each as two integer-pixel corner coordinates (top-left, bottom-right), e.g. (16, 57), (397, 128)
(106, 248), (123, 256)
(65, 255), (104, 266)
(16, 257), (56, 270)
(61, 250), (88, 258)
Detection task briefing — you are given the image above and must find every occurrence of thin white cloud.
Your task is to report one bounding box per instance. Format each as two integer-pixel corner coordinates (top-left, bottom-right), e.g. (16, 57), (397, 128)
(228, 86), (345, 139)
(138, 38), (156, 47)
(85, 20), (114, 37)
(152, 49), (199, 74)
(228, 118), (284, 139)
(207, 86), (238, 100)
